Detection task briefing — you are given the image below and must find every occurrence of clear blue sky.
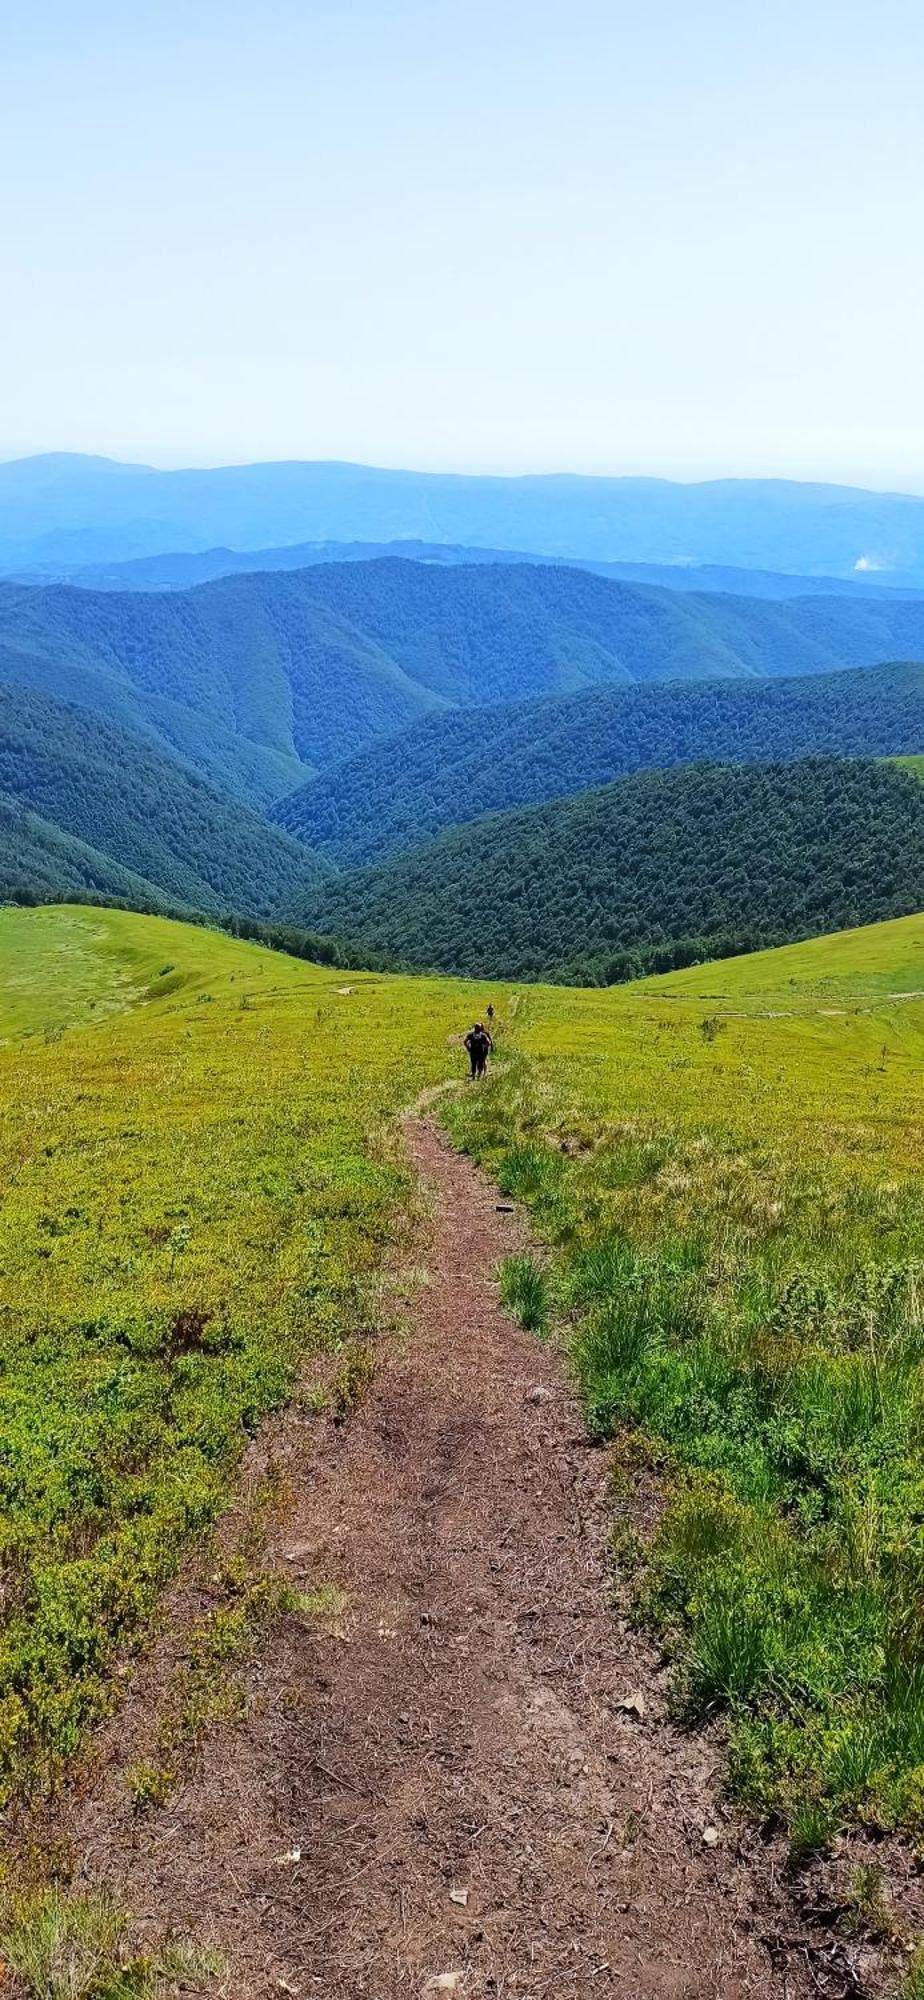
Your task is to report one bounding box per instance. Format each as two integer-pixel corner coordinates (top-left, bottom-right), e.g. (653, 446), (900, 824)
(3, 0), (923, 486)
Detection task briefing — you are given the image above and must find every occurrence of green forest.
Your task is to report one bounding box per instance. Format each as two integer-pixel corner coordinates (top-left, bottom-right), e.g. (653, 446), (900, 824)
(278, 658), (924, 866)
(0, 794), (171, 909)
(0, 683), (326, 917)
(298, 757), (924, 983)
(5, 561), (924, 816)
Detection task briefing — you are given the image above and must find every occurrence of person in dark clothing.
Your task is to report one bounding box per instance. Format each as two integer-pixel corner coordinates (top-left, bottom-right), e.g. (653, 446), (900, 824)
(486, 1003), (495, 1025)
(464, 1022), (493, 1079)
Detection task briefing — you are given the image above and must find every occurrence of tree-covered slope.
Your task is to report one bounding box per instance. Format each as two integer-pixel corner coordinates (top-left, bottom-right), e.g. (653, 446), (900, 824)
(287, 560), (924, 697)
(0, 682), (327, 918)
(296, 758), (924, 983)
(0, 574), (441, 806)
(278, 660), (924, 867)
(6, 562), (924, 812)
(0, 794), (170, 910)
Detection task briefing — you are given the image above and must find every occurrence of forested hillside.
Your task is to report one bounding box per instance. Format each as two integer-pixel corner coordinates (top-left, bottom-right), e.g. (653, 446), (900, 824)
(4, 562), (924, 812)
(0, 682), (327, 916)
(279, 660), (924, 866)
(296, 757), (924, 983)
(0, 794), (170, 909)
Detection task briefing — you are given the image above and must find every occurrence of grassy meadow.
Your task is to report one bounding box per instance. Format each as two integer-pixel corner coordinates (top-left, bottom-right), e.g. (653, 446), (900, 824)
(0, 905), (500, 1806)
(5, 900), (924, 1864)
(446, 918), (924, 1848)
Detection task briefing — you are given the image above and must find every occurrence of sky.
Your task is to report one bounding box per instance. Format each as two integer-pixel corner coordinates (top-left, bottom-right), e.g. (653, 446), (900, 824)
(2, 0), (923, 488)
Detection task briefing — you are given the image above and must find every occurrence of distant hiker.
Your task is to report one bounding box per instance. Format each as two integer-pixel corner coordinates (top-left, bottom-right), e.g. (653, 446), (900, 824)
(486, 1003), (495, 1024)
(465, 1021), (493, 1079)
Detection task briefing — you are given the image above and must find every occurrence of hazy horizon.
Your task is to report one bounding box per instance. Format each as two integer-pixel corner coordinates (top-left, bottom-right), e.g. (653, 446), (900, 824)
(4, 1), (924, 489)
(3, 449), (924, 505)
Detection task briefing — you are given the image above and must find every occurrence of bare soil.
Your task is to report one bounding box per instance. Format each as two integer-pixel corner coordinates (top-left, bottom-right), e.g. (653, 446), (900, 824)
(52, 1117), (878, 1998)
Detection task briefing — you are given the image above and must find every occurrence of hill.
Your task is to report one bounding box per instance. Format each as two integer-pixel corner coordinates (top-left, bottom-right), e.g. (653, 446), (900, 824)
(278, 660), (924, 867)
(0, 793), (172, 910)
(446, 911), (924, 1863)
(0, 681), (327, 916)
(296, 757), (924, 981)
(5, 453), (924, 582)
(28, 538), (924, 602)
(7, 562), (924, 812)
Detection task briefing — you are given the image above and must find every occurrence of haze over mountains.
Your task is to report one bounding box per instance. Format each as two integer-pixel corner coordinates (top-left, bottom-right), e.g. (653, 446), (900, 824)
(5, 453), (924, 584)
(17, 540), (924, 605)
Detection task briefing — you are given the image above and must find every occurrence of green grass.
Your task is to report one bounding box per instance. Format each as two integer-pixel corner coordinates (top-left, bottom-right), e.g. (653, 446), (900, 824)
(498, 1254), (549, 1334)
(11, 900), (924, 1860)
(0, 906), (167, 1042)
(0, 1884), (224, 1998)
(446, 914), (924, 1841)
(0, 905), (504, 1805)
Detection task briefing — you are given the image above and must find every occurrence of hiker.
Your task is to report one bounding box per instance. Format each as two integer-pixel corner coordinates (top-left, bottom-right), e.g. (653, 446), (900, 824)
(486, 1003), (495, 1025)
(464, 1021), (493, 1080)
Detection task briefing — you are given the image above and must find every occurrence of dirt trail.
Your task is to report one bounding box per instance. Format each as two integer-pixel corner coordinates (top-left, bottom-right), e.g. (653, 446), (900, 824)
(69, 1116), (815, 2000)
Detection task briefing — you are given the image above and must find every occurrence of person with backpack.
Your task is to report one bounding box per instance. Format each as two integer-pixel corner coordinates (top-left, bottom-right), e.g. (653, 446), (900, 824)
(464, 1021), (493, 1079)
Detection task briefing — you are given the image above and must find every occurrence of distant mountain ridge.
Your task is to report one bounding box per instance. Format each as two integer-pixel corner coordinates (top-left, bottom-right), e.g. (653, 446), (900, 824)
(4, 453), (924, 582)
(12, 538), (924, 603)
(277, 660), (924, 868)
(5, 559), (924, 813)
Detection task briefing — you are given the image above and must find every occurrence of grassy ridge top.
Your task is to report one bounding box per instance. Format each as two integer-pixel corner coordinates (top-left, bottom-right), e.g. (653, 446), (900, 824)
(5, 901), (924, 1834)
(507, 912), (924, 1175)
(447, 912), (924, 1847)
(0, 906), (503, 1804)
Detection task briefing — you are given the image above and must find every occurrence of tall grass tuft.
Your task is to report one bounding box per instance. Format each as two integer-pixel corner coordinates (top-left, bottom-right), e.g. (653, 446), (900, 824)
(499, 1254), (549, 1334)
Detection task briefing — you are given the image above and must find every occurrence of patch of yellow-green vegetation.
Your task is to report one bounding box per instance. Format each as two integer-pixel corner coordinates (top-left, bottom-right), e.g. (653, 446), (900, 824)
(0, 905), (500, 1806)
(890, 756), (924, 787)
(125, 1556), (309, 1813)
(0, 905), (166, 1042)
(446, 915), (924, 1847)
(0, 1882), (224, 1998)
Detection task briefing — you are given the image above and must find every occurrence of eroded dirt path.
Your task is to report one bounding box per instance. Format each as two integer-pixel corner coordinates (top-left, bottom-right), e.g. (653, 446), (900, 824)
(70, 1116), (814, 1999)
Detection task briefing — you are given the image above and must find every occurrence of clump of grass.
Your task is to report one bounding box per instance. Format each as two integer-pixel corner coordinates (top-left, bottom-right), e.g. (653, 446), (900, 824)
(0, 1885), (225, 1999)
(788, 1796), (836, 1861)
(844, 1863), (893, 1939)
(331, 1339), (376, 1421)
(901, 1944), (924, 2000)
(299, 1582), (349, 1634)
(499, 1254), (548, 1333)
(125, 1759), (175, 1814)
(1, 1887), (129, 1999)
